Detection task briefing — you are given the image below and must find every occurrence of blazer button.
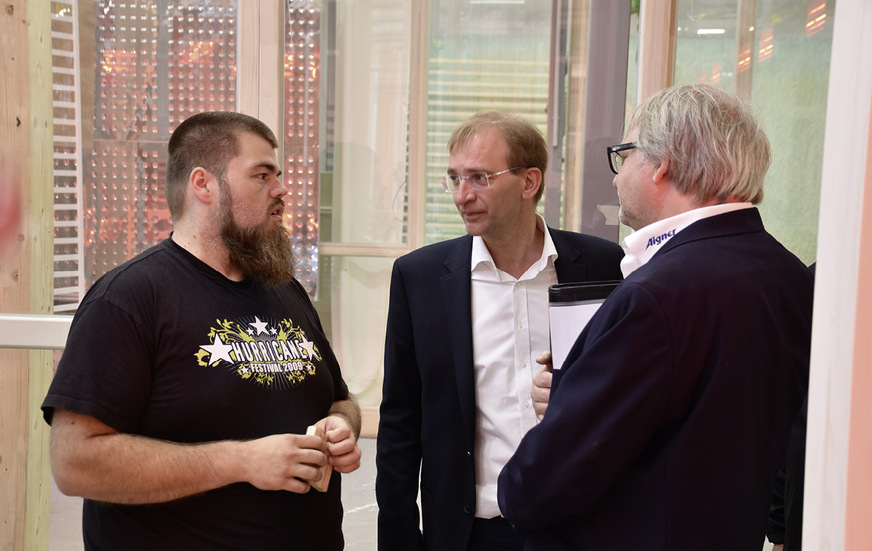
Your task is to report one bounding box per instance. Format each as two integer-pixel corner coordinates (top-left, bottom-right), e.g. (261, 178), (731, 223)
(464, 505), (472, 515)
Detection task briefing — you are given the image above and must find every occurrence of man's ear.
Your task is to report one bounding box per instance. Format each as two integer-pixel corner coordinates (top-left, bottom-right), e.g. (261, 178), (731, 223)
(190, 167), (217, 204)
(652, 157), (670, 184)
(522, 167), (543, 200)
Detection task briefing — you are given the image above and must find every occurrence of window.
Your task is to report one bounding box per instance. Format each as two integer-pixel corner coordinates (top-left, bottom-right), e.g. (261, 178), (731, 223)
(672, 0), (834, 264)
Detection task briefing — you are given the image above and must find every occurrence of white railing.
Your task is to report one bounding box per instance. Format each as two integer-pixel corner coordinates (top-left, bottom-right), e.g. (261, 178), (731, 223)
(0, 314), (71, 350)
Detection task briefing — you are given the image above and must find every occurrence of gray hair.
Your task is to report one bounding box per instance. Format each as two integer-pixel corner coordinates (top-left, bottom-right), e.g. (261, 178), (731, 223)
(628, 85), (770, 205)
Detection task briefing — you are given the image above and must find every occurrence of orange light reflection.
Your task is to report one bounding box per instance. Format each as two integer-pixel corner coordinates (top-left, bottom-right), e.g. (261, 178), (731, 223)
(806, 1), (827, 37)
(758, 29), (774, 63)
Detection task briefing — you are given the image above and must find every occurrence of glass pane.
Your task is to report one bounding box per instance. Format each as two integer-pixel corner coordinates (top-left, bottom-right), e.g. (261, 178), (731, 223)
(674, 1), (738, 90)
(751, 0), (833, 264)
(51, 0), (238, 313)
(311, 255), (392, 406)
(299, 0), (413, 409)
(283, 3), (322, 294)
(673, 0), (834, 265)
(426, 1), (553, 244)
(317, 0), (412, 249)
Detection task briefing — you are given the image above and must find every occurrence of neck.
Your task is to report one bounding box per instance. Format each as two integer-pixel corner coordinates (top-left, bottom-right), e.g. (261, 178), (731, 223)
(171, 225), (245, 281)
(483, 218), (545, 279)
(644, 185), (713, 228)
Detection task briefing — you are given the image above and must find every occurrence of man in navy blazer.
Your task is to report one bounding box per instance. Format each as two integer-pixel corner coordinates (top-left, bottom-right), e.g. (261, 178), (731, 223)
(376, 112), (623, 550)
(498, 85), (813, 550)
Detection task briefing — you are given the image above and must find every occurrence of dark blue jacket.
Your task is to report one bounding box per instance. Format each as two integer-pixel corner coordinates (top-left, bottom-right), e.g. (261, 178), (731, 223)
(376, 228), (624, 550)
(498, 208), (812, 550)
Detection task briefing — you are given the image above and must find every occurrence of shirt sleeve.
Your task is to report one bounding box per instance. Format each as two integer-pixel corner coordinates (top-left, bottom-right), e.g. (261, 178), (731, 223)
(42, 295), (155, 432)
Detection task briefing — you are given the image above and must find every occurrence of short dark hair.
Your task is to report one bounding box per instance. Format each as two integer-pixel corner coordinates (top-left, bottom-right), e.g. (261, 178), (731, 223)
(448, 111), (549, 202)
(165, 111), (278, 219)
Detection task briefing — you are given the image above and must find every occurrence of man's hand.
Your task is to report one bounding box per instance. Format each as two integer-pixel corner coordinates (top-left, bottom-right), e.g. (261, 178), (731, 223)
(532, 351), (553, 421)
(241, 433), (330, 494)
(316, 414), (362, 474)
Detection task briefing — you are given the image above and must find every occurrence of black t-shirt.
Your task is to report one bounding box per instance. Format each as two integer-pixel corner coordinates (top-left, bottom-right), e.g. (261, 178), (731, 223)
(42, 239), (349, 550)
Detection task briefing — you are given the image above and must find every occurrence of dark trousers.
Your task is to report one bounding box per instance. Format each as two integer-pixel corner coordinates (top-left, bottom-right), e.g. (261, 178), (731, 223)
(468, 516), (525, 551)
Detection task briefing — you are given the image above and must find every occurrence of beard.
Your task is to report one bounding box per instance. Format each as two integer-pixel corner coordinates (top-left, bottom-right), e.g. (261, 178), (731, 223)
(218, 181), (296, 287)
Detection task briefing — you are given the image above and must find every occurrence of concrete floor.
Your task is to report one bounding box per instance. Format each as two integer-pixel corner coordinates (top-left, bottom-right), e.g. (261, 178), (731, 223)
(49, 437), (378, 550)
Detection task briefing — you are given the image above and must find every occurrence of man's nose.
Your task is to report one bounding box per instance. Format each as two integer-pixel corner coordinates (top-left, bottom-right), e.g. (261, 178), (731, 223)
(455, 176), (477, 198)
(272, 177), (288, 198)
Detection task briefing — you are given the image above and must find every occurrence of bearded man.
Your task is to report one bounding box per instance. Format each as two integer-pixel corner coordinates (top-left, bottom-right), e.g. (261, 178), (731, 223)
(43, 111), (361, 551)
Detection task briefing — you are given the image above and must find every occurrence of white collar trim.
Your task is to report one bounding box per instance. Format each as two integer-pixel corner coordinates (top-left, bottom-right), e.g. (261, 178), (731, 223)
(620, 202), (753, 277)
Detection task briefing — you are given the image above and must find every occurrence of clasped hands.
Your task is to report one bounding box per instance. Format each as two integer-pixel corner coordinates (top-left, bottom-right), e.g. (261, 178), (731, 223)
(245, 414), (361, 494)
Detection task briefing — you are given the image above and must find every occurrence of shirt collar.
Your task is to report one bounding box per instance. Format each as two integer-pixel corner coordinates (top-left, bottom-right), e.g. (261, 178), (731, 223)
(620, 202), (753, 277)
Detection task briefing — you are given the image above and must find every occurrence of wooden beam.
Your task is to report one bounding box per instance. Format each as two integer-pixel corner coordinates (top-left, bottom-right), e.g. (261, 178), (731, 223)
(407, 0), (429, 250)
(24, 0), (54, 546)
(0, 2), (32, 549)
(237, 0), (282, 133)
(258, 0), (282, 135)
(237, 2), (260, 117)
(637, 0), (676, 104)
(563, 0), (590, 233)
(0, 1), (54, 550)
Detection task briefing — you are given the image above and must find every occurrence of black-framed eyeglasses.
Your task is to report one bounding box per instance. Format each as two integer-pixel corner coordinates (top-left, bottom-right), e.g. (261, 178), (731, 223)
(607, 142), (637, 175)
(441, 166), (525, 193)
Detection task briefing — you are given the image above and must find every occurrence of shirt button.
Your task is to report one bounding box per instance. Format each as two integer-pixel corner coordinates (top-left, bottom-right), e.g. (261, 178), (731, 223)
(520, 361), (527, 369)
(524, 400), (531, 409)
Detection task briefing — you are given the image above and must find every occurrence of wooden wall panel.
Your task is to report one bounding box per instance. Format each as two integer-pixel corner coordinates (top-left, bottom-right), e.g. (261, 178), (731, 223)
(637, 0), (675, 103)
(1, 1), (55, 550)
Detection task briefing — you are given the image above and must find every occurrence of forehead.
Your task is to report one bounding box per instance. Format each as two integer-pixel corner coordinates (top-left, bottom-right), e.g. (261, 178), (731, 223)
(230, 131), (278, 170)
(449, 127), (509, 168)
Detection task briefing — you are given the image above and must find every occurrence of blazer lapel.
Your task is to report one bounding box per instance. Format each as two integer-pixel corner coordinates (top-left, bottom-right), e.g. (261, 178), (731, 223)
(441, 237), (477, 445)
(551, 229), (589, 283)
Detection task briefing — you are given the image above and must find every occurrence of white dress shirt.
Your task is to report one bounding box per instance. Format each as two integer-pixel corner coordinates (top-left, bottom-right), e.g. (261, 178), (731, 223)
(470, 216), (558, 518)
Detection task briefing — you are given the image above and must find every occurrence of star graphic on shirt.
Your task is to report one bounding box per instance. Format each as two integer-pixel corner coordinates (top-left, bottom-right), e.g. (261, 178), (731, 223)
(250, 316), (270, 335)
(200, 334), (234, 365)
(298, 338), (316, 358)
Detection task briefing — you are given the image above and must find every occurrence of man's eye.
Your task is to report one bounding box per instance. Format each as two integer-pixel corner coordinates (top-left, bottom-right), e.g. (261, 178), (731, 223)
(468, 173), (487, 186)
